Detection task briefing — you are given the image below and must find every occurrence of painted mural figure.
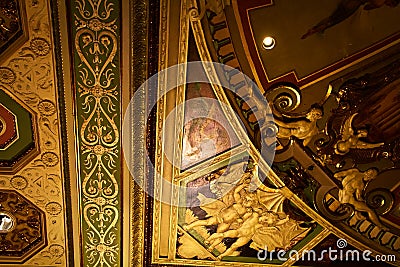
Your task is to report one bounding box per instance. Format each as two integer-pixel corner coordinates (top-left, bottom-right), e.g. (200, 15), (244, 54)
(206, 210), (291, 259)
(301, 0), (400, 39)
(275, 107), (323, 146)
(334, 168), (388, 230)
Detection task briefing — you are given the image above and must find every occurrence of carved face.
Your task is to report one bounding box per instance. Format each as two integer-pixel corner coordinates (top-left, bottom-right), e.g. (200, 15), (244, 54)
(306, 108), (323, 121)
(259, 212), (279, 225)
(365, 169), (378, 180)
(243, 193), (257, 207)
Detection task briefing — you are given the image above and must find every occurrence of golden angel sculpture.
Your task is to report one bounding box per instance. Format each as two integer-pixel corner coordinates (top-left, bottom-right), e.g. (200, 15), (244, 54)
(183, 165), (311, 260)
(275, 107), (323, 146)
(334, 113), (384, 155)
(334, 168), (388, 230)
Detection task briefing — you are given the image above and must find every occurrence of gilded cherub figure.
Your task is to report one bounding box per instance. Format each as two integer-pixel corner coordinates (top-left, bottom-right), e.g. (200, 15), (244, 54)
(275, 107), (323, 146)
(182, 164), (311, 260)
(183, 171), (262, 234)
(206, 210), (290, 259)
(334, 168), (388, 230)
(334, 113), (383, 155)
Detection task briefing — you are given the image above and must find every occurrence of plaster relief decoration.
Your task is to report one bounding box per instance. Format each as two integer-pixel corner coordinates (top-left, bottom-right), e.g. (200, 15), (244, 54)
(178, 163), (316, 263)
(334, 168), (387, 230)
(333, 113), (383, 155)
(71, 0), (122, 266)
(0, 0), (70, 265)
(275, 106), (323, 146)
(270, 57), (400, 259)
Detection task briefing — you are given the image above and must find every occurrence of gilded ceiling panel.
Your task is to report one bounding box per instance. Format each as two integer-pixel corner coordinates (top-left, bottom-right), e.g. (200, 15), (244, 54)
(0, 0), (70, 265)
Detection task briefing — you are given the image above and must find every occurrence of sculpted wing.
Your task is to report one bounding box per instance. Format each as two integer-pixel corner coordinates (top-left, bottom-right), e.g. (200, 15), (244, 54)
(197, 193), (227, 217)
(251, 219), (311, 251)
(257, 187), (285, 213)
(340, 113), (357, 140)
(355, 140), (384, 149)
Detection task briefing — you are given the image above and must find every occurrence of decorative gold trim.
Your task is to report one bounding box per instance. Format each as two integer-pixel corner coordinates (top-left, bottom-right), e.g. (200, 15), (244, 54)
(0, 86), (40, 174)
(177, 145), (247, 181)
(152, 0), (174, 260)
(0, 0), (29, 66)
(0, 103), (19, 151)
(231, 0), (268, 93)
(126, 0), (147, 266)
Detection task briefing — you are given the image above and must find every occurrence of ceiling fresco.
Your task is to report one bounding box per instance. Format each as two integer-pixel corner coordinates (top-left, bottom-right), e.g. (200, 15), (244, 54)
(233, 0), (400, 91)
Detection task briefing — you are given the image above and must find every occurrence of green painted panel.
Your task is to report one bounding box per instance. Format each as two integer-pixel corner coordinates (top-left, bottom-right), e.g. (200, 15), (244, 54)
(70, 0), (121, 266)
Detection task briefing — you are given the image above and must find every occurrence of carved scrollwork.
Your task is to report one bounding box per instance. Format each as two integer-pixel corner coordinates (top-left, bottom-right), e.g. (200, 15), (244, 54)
(189, 0), (230, 21)
(365, 188), (394, 216)
(265, 84), (301, 115)
(317, 59), (400, 168)
(315, 186), (355, 221)
(189, 0), (206, 21)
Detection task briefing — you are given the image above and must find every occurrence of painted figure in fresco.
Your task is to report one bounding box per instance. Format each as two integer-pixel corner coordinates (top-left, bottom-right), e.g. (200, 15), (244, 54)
(334, 113), (384, 155)
(275, 107), (323, 146)
(334, 168), (388, 230)
(301, 0), (400, 39)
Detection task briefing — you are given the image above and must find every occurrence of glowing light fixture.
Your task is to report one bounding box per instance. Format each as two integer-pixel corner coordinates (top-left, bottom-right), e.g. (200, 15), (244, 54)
(262, 36), (275, 50)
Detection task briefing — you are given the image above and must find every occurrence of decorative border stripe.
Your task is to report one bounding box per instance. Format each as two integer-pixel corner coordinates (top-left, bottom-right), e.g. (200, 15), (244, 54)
(70, 1), (121, 266)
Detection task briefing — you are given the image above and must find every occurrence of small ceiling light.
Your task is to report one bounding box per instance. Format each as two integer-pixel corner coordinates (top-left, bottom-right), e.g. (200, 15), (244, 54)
(262, 36), (275, 50)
